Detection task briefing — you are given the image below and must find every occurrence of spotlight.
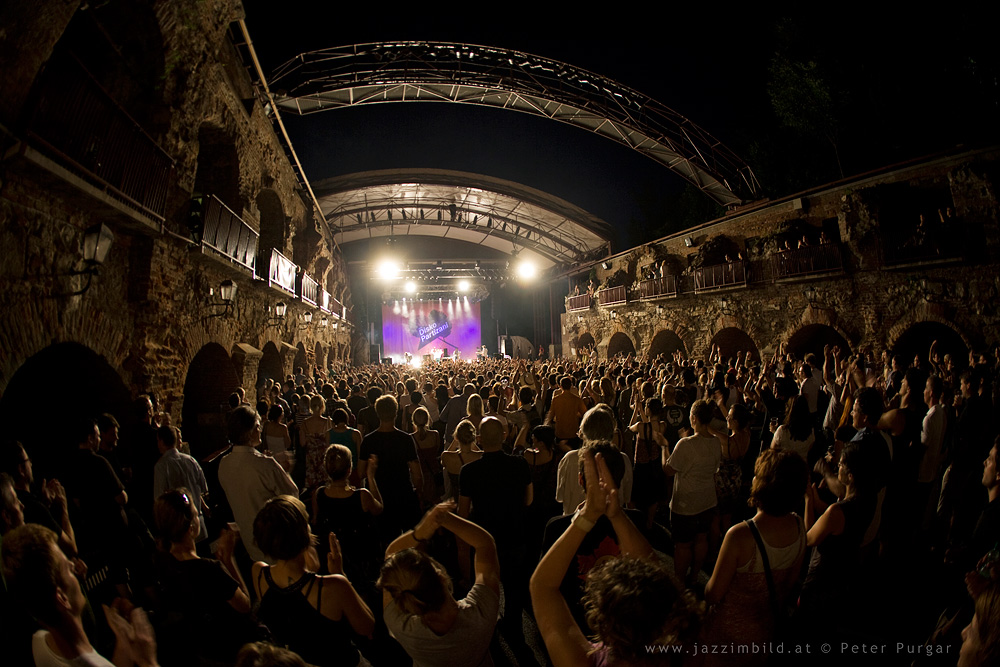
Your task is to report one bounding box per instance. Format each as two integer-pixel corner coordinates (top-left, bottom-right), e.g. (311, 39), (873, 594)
(376, 259), (400, 281)
(405, 281), (417, 293)
(517, 259), (536, 280)
(458, 280), (470, 293)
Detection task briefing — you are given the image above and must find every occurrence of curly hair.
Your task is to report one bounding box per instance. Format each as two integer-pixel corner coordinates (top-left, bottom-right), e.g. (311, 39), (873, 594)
(377, 548), (453, 616)
(748, 450), (809, 515)
(323, 444), (353, 482)
(582, 556), (701, 662)
(454, 420), (477, 446)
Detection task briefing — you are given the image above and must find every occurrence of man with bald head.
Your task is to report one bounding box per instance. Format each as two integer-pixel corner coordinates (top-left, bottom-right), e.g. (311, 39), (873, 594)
(459, 416), (533, 646)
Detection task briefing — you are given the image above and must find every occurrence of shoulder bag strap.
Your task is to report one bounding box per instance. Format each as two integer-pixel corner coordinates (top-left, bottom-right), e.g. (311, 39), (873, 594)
(745, 519), (781, 620)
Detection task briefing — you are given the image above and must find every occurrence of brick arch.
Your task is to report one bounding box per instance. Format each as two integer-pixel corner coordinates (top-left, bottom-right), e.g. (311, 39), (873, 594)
(577, 332), (596, 351)
(786, 324), (853, 360)
(891, 321), (969, 370)
(314, 341), (326, 372)
(294, 341), (308, 375)
(182, 342), (241, 460)
(193, 122), (244, 215)
(887, 308), (974, 355)
(607, 332), (636, 359)
(257, 188), (287, 266)
(258, 341), (286, 387)
(709, 327), (761, 363)
(648, 328), (688, 358)
(0, 341), (133, 478)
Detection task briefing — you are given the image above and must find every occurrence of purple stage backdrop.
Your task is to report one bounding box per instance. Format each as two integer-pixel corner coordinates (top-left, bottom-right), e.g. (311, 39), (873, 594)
(382, 299), (481, 362)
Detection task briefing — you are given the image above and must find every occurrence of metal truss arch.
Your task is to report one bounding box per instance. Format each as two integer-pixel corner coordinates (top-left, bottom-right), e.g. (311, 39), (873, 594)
(312, 169), (614, 271)
(270, 42), (761, 206)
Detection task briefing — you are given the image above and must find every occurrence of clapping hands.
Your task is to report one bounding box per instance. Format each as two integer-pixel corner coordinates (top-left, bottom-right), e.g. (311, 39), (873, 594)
(580, 450), (621, 522)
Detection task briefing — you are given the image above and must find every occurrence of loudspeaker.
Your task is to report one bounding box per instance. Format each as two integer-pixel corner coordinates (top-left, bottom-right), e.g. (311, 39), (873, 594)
(381, 357), (392, 365)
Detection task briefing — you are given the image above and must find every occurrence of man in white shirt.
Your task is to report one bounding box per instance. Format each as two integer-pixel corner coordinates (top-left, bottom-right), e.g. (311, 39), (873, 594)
(916, 375), (948, 529)
(555, 404), (632, 515)
(798, 361), (820, 415)
(218, 406), (298, 562)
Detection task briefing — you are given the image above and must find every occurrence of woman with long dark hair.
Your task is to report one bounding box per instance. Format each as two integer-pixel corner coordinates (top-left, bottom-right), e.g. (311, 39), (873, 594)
(770, 395), (816, 462)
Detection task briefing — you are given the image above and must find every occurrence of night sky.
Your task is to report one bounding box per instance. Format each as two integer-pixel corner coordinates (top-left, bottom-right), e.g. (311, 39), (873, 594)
(241, 6), (998, 252)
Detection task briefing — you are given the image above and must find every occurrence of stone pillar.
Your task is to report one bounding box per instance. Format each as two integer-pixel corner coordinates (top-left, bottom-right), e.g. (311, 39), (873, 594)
(231, 342), (263, 401)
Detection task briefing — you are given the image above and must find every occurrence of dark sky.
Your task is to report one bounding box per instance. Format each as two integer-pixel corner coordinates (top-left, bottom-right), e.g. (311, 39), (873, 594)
(240, 5), (999, 252)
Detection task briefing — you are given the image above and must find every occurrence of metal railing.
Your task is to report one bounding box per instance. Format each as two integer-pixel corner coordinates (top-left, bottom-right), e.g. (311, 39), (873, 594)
(266, 248), (297, 295)
(330, 296), (346, 319)
(566, 294), (592, 311)
(637, 276), (678, 299)
(299, 273), (319, 306)
(318, 287), (332, 313)
(201, 195), (258, 273)
(772, 244), (843, 278)
(25, 54), (172, 221)
(598, 285), (628, 306)
(694, 260), (747, 292)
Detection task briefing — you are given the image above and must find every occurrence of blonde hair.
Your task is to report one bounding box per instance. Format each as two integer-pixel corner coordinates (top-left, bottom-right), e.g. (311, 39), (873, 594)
(466, 394), (484, 421)
(309, 394), (325, 415)
(412, 406), (430, 431)
(377, 548), (452, 616)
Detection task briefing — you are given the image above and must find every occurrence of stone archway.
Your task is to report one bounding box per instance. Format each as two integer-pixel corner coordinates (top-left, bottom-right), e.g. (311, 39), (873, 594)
(577, 332), (596, 352)
(649, 329), (687, 359)
(710, 327), (760, 363)
(607, 332), (636, 359)
(194, 124), (242, 213)
(786, 324), (852, 360)
(257, 188), (286, 265)
(257, 341), (285, 388)
(0, 342), (132, 478)
(892, 321), (969, 369)
(294, 342), (308, 375)
(182, 343), (240, 460)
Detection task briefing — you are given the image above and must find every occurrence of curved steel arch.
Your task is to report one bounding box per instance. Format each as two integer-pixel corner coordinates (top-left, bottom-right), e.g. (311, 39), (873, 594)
(312, 169), (614, 269)
(270, 42), (760, 206)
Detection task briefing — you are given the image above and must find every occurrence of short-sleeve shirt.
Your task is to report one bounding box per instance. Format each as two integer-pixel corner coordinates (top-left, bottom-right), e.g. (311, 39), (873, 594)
(360, 428), (419, 501)
(667, 434), (721, 516)
(661, 404), (689, 445)
(384, 583), (499, 667)
(460, 451), (531, 548)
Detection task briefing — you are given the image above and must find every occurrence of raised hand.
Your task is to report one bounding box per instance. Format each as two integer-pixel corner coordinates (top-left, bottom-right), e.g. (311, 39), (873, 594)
(327, 532), (344, 575)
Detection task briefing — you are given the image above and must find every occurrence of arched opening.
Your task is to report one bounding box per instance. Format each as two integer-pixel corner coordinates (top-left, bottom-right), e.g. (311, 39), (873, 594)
(193, 124), (242, 214)
(892, 321), (969, 370)
(257, 341), (284, 389)
(294, 342), (308, 376)
(182, 343), (240, 460)
(710, 327), (760, 363)
(607, 332), (636, 359)
(786, 324), (851, 361)
(577, 332), (596, 352)
(314, 342), (326, 373)
(0, 343), (132, 477)
(257, 188), (286, 265)
(649, 330), (687, 359)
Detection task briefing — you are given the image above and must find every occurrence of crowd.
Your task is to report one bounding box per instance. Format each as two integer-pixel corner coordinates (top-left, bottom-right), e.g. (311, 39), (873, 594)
(2, 339), (1000, 666)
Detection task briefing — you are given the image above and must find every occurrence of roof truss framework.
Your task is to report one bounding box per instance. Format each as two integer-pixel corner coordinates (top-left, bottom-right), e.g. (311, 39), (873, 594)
(271, 42), (761, 206)
(312, 169), (613, 271)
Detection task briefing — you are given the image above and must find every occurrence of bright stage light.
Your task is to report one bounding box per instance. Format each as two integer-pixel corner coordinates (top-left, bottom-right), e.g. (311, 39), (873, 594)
(405, 281), (417, 293)
(517, 259), (537, 280)
(458, 280), (470, 293)
(376, 259), (400, 281)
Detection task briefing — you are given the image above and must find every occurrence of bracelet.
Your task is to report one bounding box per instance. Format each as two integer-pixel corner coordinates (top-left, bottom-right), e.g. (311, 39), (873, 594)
(572, 514), (596, 533)
(411, 529), (428, 544)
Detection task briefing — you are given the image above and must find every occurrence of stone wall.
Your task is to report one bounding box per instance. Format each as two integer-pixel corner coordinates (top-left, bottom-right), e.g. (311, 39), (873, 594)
(0, 0), (352, 442)
(564, 148), (1000, 362)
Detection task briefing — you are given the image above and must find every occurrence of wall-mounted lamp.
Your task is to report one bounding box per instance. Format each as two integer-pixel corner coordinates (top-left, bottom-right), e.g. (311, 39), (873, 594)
(656, 304), (664, 317)
(296, 310), (315, 330)
(601, 261), (612, 270)
(205, 279), (237, 319)
(684, 237), (694, 248)
(320, 315), (329, 327)
(803, 287), (818, 305)
(577, 315), (583, 323)
(719, 298), (733, 315)
(610, 310), (617, 320)
(266, 301), (287, 327)
(65, 223), (115, 296)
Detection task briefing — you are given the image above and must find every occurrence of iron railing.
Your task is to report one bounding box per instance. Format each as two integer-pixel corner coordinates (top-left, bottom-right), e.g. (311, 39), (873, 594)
(772, 244), (843, 278)
(637, 276), (678, 299)
(298, 273), (319, 306)
(25, 54), (172, 221)
(598, 285), (628, 306)
(694, 260), (747, 292)
(266, 248), (297, 295)
(201, 195), (258, 273)
(318, 288), (332, 313)
(880, 226), (966, 266)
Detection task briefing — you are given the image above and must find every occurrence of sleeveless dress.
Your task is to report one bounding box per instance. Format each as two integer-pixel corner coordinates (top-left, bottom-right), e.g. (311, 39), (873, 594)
(314, 490), (380, 586)
(444, 451), (471, 500)
(304, 426), (331, 490)
(700, 516), (806, 666)
(256, 568), (361, 667)
(414, 430), (443, 503)
(715, 434), (747, 515)
(633, 422), (668, 510)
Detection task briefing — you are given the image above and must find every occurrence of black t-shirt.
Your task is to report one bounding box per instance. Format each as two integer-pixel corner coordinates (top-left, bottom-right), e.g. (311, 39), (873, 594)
(360, 428), (418, 500)
(540, 509), (649, 633)
(62, 448), (127, 547)
(973, 498), (1000, 564)
(347, 394), (369, 418)
(460, 450), (531, 548)
(662, 404), (689, 446)
(358, 406), (380, 434)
